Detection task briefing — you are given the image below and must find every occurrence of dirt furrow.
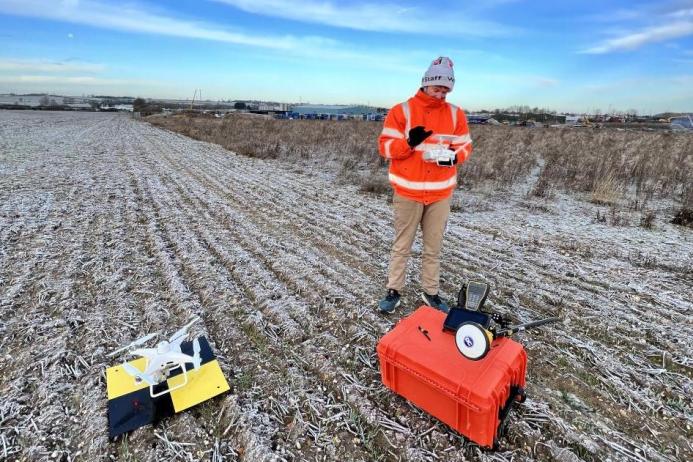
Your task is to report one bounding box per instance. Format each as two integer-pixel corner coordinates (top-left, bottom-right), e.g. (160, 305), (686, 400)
(138, 123), (389, 266)
(0, 115), (124, 460)
(116, 133), (278, 460)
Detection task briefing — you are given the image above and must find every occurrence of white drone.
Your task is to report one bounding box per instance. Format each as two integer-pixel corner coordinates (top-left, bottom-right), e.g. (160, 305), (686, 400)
(109, 318), (202, 397)
(422, 134), (471, 167)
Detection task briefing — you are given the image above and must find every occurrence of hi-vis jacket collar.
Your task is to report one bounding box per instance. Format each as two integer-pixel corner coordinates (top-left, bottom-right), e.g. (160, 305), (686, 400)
(414, 89), (447, 109)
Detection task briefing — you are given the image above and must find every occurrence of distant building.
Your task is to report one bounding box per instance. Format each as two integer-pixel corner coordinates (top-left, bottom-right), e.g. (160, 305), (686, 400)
(292, 104), (373, 116)
(258, 102), (289, 112)
(101, 104), (133, 112)
(671, 115), (693, 130)
(468, 114), (491, 124)
(288, 104), (382, 120)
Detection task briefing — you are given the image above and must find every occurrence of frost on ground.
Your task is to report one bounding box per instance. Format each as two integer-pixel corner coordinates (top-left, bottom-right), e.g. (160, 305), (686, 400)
(0, 110), (691, 462)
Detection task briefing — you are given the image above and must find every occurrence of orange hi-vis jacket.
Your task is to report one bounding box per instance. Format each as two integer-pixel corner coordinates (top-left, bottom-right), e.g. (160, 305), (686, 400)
(378, 90), (473, 204)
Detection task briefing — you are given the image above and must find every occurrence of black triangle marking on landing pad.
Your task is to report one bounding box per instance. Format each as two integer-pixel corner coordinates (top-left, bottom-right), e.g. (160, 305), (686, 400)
(108, 382), (175, 438)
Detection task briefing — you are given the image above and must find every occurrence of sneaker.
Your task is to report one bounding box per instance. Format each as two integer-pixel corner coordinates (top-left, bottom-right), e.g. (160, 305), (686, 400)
(421, 292), (450, 313)
(378, 289), (401, 313)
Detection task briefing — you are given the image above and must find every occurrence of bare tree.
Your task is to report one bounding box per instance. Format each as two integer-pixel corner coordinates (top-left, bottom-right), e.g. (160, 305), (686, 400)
(133, 97), (146, 112)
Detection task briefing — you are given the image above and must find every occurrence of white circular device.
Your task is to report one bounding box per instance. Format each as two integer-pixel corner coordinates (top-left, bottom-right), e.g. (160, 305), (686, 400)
(455, 322), (492, 360)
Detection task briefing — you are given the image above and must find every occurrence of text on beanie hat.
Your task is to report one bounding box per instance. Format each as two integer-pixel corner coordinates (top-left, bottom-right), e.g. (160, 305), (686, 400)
(422, 56), (455, 90)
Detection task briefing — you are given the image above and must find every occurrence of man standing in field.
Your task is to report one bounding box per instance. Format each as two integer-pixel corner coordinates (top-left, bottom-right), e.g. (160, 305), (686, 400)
(377, 56), (473, 314)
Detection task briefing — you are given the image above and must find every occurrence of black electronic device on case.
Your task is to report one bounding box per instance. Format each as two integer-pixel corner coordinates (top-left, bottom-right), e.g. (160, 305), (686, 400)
(443, 281), (491, 332)
(459, 281), (490, 311)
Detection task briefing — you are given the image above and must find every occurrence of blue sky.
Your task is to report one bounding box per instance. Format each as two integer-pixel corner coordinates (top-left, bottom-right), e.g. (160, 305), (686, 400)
(0, 0), (691, 113)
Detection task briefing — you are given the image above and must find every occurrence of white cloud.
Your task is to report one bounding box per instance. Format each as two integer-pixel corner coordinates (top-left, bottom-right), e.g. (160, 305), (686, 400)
(670, 74), (693, 85)
(581, 2), (693, 54)
(535, 77), (559, 88)
(581, 74), (693, 93)
(211, 0), (519, 37)
(0, 74), (149, 85)
(667, 7), (693, 19)
(0, 58), (106, 73)
(0, 0), (317, 50)
(581, 21), (693, 54)
(469, 72), (559, 88)
(0, 73), (176, 98)
(0, 0), (433, 73)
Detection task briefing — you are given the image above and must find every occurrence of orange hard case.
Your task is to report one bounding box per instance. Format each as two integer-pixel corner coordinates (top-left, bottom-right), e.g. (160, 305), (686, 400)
(377, 306), (527, 448)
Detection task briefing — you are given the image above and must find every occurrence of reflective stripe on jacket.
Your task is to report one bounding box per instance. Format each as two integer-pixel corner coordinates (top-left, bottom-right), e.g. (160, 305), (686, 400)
(378, 90), (473, 204)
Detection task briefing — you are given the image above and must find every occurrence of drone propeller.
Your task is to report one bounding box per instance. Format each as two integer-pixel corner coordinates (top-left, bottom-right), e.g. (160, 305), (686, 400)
(192, 338), (201, 370)
(130, 347), (159, 359)
(169, 317), (200, 344)
(108, 332), (158, 357)
(122, 362), (158, 386)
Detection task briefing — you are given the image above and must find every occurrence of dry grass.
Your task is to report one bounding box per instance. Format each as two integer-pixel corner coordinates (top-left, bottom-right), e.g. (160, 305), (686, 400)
(359, 175), (391, 195)
(590, 172), (622, 205)
(150, 113), (381, 164)
(640, 210), (657, 229)
(149, 113), (693, 209)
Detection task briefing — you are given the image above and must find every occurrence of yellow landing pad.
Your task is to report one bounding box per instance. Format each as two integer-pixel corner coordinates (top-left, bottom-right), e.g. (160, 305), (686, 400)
(106, 336), (229, 438)
(106, 357), (150, 400)
(168, 360), (230, 412)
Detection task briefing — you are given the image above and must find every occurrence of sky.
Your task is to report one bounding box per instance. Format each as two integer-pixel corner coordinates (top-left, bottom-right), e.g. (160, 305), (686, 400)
(0, 0), (691, 113)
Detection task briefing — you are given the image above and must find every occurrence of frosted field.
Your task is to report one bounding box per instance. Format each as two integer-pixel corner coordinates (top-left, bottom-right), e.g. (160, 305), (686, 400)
(0, 110), (691, 461)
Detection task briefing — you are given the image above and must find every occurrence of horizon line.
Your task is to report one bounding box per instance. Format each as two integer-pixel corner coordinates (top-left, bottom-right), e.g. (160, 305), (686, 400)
(2, 91), (690, 116)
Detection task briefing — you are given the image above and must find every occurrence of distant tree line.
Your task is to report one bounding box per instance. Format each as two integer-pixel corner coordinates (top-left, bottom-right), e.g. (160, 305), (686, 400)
(133, 97), (162, 115)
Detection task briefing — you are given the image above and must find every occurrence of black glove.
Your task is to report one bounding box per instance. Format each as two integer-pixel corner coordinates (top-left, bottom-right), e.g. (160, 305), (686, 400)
(407, 126), (432, 147)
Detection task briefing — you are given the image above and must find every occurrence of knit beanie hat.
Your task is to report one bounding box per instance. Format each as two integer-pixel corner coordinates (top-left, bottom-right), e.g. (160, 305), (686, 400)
(421, 56), (455, 90)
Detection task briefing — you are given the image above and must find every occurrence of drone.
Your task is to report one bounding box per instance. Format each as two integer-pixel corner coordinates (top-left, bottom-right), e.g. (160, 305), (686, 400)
(444, 282), (560, 360)
(422, 134), (471, 167)
(109, 318), (202, 397)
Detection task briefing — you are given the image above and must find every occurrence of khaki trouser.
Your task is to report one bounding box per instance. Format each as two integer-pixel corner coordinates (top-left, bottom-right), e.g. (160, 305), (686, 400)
(387, 193), (451, 294)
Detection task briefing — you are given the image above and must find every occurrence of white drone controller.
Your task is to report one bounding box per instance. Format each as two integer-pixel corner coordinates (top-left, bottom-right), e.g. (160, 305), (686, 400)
(422, 134), (469, 167)
(109, 318), (202, 397)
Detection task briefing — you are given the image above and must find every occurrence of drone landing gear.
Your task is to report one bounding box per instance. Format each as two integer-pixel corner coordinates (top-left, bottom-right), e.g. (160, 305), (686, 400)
(149, 363), (189, 398)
